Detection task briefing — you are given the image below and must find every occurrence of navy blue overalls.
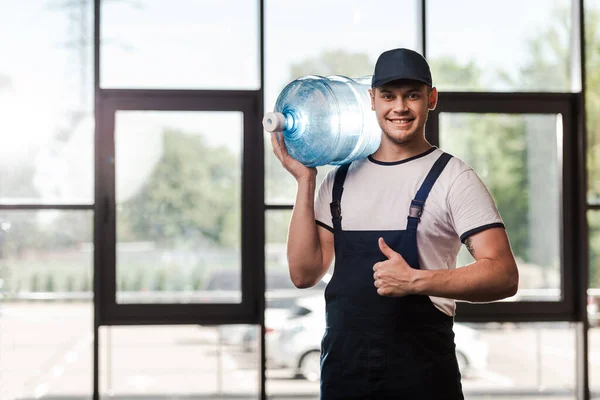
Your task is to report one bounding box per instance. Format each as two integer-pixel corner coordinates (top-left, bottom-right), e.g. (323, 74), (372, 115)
(320, 152), (464, 400)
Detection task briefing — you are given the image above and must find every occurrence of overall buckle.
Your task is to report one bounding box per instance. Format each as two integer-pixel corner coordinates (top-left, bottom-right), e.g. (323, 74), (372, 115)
(409, 200), (423, 219)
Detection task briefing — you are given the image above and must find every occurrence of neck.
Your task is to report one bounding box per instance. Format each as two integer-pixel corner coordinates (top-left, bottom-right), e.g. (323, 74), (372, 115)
(371, 136), (433, 163)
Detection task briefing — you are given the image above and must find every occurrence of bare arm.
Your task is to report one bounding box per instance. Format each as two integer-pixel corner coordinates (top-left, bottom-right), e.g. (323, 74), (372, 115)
(374, 227), (519, 302)
(287, 177), (335, 287)
(412, 227), (519, 302)
(271, 132), (334, 288)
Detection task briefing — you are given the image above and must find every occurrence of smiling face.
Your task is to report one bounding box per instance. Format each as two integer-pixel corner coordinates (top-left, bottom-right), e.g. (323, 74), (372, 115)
(369, 80), (438, 147)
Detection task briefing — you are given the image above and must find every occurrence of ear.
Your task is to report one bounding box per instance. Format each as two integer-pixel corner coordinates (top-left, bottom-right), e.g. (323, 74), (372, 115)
(369, 88), (375, 111)
(428, 87), (438, 110)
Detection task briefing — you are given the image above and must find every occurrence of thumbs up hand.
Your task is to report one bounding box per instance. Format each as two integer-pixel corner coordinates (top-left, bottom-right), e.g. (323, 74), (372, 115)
(373, 237), (417, 297)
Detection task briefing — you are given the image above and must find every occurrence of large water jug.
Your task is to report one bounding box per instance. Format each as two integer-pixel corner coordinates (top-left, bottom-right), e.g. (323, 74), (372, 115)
(263, 75), (381, 167)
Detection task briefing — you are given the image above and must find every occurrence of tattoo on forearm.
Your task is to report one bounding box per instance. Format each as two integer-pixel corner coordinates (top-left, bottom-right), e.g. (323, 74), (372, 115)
(465, 237), (475, 257)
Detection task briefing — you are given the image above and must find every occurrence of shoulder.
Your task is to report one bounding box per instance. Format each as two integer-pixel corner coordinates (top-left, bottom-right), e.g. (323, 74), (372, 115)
(440, 152), (498, 209)
(429, 150), (495, 204)
(318, 160), (366, 192)
(424, 149), (476, 188)
(331, 158), (371, 181)
(440, 151), (474, 177)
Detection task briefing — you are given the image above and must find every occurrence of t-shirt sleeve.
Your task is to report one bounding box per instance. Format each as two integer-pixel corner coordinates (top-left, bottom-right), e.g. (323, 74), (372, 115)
(447, 169), (505, 243)
(314, 168), (336, 232)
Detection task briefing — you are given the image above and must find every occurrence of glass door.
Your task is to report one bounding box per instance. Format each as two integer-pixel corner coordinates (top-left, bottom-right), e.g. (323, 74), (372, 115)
(94, 93), (265, 398)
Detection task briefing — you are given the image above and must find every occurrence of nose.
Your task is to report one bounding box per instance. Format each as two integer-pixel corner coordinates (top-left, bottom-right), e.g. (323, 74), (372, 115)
(392, 98), (409, 113)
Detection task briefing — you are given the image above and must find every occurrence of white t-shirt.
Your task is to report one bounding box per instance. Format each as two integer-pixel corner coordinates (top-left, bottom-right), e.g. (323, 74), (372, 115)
(314, 147), (504, 316)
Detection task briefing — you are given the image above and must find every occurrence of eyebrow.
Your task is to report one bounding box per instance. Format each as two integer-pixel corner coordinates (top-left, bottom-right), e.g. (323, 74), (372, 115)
(379, 87), (422, 94)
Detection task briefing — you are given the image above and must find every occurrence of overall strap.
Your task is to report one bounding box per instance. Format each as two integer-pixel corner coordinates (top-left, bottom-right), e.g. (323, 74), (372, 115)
(330, 163), (351, 233)
(407, 152), (453, 231)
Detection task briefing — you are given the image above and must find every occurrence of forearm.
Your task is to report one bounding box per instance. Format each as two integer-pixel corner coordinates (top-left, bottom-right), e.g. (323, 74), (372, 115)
(412, 259), (519, 303)
(287, 177), (325, 288)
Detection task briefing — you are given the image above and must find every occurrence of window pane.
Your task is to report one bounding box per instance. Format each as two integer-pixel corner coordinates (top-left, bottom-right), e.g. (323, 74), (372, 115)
(264, 0), (417, 204)
(440, 114), (562, 300)
(100, 0), (259, 90)
(265, 210), (327, 397)
(263, 316), (579, 398)
(115, 111), (242, 304)
(463, 322), (576, 398)
(0, 1), (94, 204)
(100, 325), (258, 397)
(0, 210), (93, 399)
(590, 211), (600, 396)
(427, 0), (575, 92)
(586, 1), (600, 203)
(590, 212), (600, 311)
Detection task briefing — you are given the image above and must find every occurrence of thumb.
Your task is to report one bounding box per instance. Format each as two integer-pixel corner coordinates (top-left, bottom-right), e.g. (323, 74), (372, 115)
(378, 237), (398, 259)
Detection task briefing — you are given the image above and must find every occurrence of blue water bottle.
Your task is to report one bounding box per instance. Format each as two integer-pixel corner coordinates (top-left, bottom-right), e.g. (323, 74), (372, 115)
(263, 75), (381, 167)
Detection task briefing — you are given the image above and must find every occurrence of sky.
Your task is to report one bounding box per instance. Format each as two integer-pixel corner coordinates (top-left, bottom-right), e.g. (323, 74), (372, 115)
(0, 0), (580, 203)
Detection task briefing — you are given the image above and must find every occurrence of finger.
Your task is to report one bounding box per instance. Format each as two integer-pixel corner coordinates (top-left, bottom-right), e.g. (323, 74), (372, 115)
(373, 279), (381, 288)
(270, 132), (284, 161)
(378, 237), (398, 259)
(273, 132), (292, 163)
(270, 131), (280, 151)
(277, 132), (290, 157)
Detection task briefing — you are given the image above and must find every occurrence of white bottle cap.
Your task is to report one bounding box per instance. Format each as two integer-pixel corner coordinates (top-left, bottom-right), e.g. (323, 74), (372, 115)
(262, 112), (286, 132)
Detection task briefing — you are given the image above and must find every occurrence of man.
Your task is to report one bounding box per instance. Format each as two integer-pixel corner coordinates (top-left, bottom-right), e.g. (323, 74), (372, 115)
(270, 48), (519, 399)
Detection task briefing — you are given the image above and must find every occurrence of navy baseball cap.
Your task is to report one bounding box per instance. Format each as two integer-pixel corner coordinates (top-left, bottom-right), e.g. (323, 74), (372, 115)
(371, 48), (433, 88)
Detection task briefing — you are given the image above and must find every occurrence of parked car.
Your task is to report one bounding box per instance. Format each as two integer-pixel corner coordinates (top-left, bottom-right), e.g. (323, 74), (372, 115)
(215, 270), (327, 346)
(273, 295), (489, 382)
(241, 306), (292, 366)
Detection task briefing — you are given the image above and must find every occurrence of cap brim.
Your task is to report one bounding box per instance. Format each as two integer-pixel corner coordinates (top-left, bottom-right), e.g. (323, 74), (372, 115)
(372, 76), (432, 88)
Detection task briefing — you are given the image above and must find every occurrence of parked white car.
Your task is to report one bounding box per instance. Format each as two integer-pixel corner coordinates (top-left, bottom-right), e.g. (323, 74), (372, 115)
(214, 270), (325, 347)
(274, 295), (489, 382)
(241, 306), (292, 365)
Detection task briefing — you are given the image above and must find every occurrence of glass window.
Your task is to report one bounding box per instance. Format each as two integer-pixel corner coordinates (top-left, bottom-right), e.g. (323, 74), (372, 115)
(590, 211), (600, 303)
(265, 210), (328, 397)
(263, 320), (578, 398)
(100, 0), (260, 90)
(0, 1), (94, 204)
(440, 113), (562, 300)
(427, 0), (575, 92)
(100, 325), (258, 396)
(0, 210), (93, 399)
(590, 211), (600, 395)
(114, 111), (242, 304)
(586, 0), (600, 203)
(264, 0), (417, 204)
(462, 322), (576, 398)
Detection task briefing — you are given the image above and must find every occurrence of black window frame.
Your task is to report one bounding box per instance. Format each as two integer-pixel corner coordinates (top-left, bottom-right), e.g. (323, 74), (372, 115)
(95, 90), (264, 326)
(427, 92), (585, 323)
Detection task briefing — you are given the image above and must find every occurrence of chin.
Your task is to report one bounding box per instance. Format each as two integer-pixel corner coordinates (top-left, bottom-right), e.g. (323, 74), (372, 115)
(385, 131), (416, 145)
